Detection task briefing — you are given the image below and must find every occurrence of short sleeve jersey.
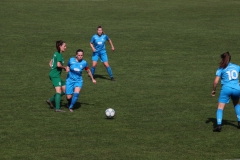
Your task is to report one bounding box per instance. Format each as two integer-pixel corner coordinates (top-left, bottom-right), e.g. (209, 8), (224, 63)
(49, 51), (64, 77)
(216, 63), (240, 89)
(66, 57), (88, 81)
(90, 34), (109, 52)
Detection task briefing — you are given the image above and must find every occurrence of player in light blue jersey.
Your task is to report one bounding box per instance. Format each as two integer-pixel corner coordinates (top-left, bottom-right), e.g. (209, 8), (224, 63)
(211, 52), (240, 132)
(66, 49), (96, 112)
(90, 26), (115, 81)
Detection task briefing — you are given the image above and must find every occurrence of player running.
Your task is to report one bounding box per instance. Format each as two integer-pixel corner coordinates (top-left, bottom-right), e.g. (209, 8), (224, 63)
(46, 40), (69, 112)
(66, 49), (96, 112)
(90, 26), (115, 81)
(211, 52), (240, 132)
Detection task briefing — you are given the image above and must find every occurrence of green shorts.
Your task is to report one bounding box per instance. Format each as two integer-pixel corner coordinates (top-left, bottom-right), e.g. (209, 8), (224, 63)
(49, 76), (65, 87)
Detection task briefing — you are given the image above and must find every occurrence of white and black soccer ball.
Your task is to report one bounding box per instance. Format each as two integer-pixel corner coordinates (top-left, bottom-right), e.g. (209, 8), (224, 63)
(105, 108), (115, 118)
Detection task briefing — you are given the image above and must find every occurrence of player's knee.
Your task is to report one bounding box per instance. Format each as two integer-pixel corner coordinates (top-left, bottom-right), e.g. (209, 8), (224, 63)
(92, 62), (97, 67)
(104, 62), (109, 68)
(73, 93), (79, 98)
(66, 94), (72, 99)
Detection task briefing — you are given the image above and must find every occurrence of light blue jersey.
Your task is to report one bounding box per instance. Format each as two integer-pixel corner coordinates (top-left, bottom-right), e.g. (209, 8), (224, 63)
(216, 63), (240, 104)
(65, 57), (89, 109)
(90, 34), (109, 52)
(66, 57), (88, 82)
(216, 63), (240, 90)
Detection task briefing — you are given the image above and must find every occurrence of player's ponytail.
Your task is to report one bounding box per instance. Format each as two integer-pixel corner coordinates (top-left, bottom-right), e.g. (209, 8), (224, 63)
(56, 40), (65, 53)
(219, 52), (231, 68)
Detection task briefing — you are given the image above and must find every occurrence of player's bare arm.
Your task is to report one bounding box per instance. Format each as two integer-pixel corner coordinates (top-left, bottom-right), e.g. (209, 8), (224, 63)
(90, 43), (96, 52)
(212, 76), (220, 96)
(57, 62), (68, 71)
(108, 39), (115, 51)
(86, 69), (96, 84)
(49, 59), (52, 67)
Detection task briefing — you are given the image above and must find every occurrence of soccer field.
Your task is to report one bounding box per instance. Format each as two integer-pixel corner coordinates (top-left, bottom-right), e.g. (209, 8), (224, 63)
(1, 0), (240, 159)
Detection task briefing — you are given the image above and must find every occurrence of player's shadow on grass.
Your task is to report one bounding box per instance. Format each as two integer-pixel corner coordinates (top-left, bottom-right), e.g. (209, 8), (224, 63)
(205, 118), (238, 128)
(46, 99), (93, 111)
(63, 102), (94, 110)
(94, 74), (110, 80)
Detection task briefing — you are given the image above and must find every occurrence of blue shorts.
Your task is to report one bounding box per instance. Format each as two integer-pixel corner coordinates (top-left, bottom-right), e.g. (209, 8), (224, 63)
(66, 80), (83, 95)
(92, 50), (108, 62)
(218, 86), (240, 103)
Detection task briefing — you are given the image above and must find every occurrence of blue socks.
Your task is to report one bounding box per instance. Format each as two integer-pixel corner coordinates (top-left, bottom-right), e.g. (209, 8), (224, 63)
(91, 67), (96, 76)
(69, 93), (79, 109)
(234, 104), (240, 121)
(215, 105), (240, 126)
(216, 109), (223, 125)
(106, 66), (113, 78)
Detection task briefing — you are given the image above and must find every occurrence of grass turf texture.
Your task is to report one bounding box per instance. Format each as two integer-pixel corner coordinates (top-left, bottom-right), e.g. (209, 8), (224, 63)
(1, 0), (240, 159)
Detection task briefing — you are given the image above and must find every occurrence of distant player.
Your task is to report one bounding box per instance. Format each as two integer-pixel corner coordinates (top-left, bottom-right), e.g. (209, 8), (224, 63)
(66, 49), (96, 112)
(46, 40), (69, 112)
(211, 52), (240, 132)
(90, 26), (115, 81)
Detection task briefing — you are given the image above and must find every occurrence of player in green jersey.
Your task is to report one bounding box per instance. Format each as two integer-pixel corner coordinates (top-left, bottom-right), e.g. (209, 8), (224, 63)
(46, 40), (69, 112)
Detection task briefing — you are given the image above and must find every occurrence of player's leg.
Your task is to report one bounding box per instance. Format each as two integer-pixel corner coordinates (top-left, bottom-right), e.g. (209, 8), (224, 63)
(69, 81), (83, 112)
(47, 78), (65, 109)
(66, 80), (74, 109)
(91, 61), (98, 77)
(213, 103), (225, 132)
(66, 94), (72, 109)
(46, 77), (55, 108)
(213, 87), (230, 132)
(52, 77), (65, 112)
(69, 87), (81, 112)
(54, 86), (64, 112)
(91, 52), (99, 77)
(61, 80), (66, 95)
(231, 89), (240, 128)
(101, 52), (115, 81)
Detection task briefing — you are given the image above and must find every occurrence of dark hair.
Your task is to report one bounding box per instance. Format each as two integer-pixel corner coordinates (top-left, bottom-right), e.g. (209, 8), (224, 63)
(97, 26), (102, 29)
(219, 52), (231, 68)
(97, 26), (104, 34)
(76, 49), (84, 55)
(56, 40), (65, 52)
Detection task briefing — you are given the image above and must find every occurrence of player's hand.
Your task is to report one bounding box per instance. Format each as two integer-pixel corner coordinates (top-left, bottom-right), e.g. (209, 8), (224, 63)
(65, 66), (70, 72)
(211, 91), (216, 96)
(111, 46), (115, 52)
(92, 48), (96, 52)
(49, 59), (53, 67)
(92, 79), (96, 84)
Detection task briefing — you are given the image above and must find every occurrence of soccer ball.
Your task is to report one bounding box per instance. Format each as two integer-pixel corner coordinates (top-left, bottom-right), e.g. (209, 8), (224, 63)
(105, 108), (115, 118)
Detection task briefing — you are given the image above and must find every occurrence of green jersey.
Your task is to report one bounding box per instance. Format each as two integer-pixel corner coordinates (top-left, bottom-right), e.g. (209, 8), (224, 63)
(49, 51), (64, 77)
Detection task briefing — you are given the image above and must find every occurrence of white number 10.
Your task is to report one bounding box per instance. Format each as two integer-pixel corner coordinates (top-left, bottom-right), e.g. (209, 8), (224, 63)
(226, 70), (238, 80)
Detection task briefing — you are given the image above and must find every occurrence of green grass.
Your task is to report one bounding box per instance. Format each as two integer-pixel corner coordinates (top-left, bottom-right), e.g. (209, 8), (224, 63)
(1, 0), (240, 159)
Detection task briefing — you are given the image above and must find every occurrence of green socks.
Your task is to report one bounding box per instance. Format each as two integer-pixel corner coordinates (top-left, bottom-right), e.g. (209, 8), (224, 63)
(48, 92), (65, 109)
(55, 93), (61, 109)
(49, 92), (65, 102)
